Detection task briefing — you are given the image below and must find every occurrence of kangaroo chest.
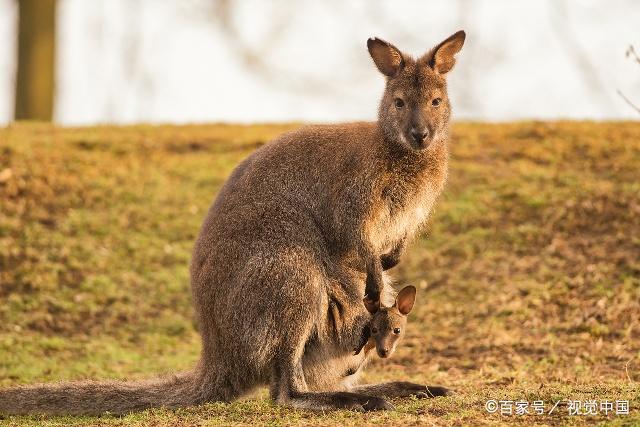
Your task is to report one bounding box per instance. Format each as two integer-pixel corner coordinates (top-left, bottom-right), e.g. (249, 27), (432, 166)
(366, 167), (445, 254)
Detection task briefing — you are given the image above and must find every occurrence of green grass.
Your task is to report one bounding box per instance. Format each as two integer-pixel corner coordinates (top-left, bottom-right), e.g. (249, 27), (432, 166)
(0, 121), (639, 426)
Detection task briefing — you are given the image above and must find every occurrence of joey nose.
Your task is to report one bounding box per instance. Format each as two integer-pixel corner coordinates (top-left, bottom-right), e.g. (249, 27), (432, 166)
(410, 129), (428, 145)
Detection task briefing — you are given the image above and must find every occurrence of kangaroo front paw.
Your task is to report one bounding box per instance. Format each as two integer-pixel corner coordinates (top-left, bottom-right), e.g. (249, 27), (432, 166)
(363, 292), (380, 313)
(364, 268), (382, 304)
(380, 253), (399, 270)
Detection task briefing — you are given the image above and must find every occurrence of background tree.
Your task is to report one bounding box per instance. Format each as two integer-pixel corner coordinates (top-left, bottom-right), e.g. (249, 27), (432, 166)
(618, 45), (640, 114)
(14, 0), (56, 121)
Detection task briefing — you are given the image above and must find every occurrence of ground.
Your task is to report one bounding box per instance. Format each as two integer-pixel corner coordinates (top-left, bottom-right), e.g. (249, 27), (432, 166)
(0, 122), (638, 426)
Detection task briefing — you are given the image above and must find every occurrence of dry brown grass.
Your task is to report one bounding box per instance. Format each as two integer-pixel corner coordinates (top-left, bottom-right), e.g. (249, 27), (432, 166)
(0, 121), (638, 425)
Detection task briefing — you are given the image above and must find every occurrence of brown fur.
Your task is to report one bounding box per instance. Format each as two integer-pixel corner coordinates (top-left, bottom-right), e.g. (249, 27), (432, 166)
(0, 31), (465, 415)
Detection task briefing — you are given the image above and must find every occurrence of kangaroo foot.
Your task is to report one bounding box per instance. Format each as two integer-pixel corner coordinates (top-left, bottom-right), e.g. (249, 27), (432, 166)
(283, 391), (394, 412)
(351, 381), (452, 399)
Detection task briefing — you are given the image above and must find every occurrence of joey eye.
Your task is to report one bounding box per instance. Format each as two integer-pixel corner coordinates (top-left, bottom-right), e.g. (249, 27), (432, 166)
(393, 328), (401, 334)
(394, 98), (405, 109)
(371, 327), (378, 334)
(432, 97), (442, 107)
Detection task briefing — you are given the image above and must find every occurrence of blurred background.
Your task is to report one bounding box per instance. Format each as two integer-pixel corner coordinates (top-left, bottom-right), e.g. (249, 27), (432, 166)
(0, 0), (639, 126)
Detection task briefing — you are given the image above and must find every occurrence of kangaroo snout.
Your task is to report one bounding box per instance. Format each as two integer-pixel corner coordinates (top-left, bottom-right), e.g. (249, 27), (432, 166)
(378, 348), (390, 358)
(410, 127), (429, 147)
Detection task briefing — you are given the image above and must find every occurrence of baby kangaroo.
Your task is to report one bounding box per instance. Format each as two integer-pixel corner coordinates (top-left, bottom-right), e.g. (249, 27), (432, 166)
(354, 286), (416, 358)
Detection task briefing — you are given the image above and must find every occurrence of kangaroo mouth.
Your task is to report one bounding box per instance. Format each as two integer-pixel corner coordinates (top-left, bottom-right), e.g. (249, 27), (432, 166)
(411, 139), (431, 150)
(377, 350), (391, 358)
(403, 132), (432, 150)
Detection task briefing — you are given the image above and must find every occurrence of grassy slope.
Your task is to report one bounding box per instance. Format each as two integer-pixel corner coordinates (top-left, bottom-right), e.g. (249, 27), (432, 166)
(0, 122), (638, 426)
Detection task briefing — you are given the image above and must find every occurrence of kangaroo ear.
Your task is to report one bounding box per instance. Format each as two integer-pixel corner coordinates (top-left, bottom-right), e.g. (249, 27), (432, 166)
(367, 37), (405, 78)
(395, 286), (417, 315)
(428, 30), (466, 75)
(363, 297), (380, 314)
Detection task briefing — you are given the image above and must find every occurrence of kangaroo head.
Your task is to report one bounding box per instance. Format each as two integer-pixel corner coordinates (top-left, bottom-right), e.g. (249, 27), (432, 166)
(368, 31), (466, 151)
(363, 285), (417, 358)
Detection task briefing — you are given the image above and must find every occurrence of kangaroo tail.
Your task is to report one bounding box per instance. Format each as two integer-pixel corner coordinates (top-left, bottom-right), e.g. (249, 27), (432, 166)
(0, 370), (204, 416)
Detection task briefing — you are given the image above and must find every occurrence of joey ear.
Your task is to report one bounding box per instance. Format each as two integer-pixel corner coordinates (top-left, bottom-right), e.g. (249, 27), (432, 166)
(428, 30), (466, 75)
(395, 286), (417, 315)
(367, 37), (405, 77)
(363, 297), (380, 314)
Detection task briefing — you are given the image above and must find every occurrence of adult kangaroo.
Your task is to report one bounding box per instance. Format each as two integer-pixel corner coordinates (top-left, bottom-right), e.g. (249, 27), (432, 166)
(0, 30), (465, 415)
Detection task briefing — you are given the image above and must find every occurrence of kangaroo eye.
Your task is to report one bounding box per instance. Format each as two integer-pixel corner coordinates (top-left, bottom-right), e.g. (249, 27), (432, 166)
(393, 328), (401, 334)
(432, 98), (442, 107)
(394, 98), (405, 109)
(371, 327), (378, 334)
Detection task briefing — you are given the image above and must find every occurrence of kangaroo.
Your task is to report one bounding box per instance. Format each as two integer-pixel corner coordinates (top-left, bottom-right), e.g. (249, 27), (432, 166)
(354, 285), (416, 359)
(0, 30), (465, 415)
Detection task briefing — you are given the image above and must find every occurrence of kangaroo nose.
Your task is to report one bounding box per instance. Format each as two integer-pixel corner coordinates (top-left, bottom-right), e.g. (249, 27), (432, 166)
(411, 129), (428, 144)
(379, 348), (389, 358)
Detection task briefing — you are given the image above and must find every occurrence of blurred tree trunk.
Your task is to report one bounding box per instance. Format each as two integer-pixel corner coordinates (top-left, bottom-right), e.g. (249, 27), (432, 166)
(14, 0), (56, 121)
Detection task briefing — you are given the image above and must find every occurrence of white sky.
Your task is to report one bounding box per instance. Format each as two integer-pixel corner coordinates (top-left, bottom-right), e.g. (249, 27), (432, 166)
(1, 0), (639, 125)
